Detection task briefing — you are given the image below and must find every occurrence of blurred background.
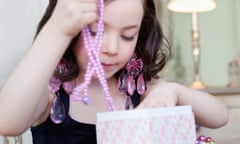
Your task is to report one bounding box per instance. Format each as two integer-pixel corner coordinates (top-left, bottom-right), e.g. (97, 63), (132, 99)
(0, 0), (240, 143)
(159, 0), (240, 88)
(0, 0), (239, 88)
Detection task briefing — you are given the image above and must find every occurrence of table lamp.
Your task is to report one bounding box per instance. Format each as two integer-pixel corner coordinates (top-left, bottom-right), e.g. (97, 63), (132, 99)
(167, 0), (216, 88)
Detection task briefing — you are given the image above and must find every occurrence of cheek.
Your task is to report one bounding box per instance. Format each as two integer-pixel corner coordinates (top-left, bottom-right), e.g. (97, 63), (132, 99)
(125, 39), (138, 55)
(120, 42), (137, 63)
(73, 36), (88, 69)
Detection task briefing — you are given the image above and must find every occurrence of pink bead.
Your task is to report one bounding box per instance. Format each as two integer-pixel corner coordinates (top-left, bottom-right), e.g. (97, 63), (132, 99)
(137, 74), (146, 95)
(205, 137), (212, 142)
(127, 76), (135, 96)
(70, 0), (116, 111)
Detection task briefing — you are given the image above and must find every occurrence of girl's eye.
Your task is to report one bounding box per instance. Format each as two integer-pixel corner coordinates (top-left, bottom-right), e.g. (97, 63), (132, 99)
(121, 35), (135, 41)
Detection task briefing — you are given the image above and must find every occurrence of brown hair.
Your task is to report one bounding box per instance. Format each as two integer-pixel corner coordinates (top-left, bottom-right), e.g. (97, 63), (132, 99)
(35, 0), (171, 82)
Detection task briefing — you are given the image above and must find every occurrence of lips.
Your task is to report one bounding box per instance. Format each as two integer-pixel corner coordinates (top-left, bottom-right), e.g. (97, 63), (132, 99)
(101, 63), (115, 71)
(102, 63), (114, 66)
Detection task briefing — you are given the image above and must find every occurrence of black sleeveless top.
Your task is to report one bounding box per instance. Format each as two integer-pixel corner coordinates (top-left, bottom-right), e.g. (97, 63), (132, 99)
(31, 86), (140, 144)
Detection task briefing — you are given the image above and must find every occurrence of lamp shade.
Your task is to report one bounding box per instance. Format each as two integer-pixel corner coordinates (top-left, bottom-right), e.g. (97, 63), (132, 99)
(167, 0), (216, 13)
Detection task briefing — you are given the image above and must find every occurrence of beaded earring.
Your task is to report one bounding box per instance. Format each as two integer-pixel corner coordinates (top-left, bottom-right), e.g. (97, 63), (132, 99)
(49, 59), (68, 124)
(118, 54), (146, 109)
(196, 135), (216, 144)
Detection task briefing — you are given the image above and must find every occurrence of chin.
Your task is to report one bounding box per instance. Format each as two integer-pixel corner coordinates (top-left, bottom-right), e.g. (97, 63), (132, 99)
(91, 71), (115, 81)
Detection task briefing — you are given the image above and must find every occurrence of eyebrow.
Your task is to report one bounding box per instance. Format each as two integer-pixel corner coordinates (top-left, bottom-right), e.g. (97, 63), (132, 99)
(123, 25), (140, 30)
(103, 22), (140, 30)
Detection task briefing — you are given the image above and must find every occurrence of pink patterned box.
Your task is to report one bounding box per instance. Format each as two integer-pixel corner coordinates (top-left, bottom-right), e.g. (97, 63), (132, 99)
(96, 105), (196, 144)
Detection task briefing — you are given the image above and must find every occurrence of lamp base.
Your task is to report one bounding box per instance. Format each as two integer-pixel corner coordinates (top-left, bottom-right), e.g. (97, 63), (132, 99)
(190, 80), (205, 89)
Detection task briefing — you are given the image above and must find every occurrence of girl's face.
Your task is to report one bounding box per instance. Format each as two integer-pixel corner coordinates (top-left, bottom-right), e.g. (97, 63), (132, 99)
(74, 0), (144, 79)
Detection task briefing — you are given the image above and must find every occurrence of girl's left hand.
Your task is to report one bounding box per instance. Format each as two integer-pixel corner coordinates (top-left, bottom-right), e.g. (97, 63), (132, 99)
(136, 79), (178, 109)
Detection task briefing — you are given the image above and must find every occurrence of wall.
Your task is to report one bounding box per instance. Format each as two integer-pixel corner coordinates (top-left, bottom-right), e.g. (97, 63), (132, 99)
(0, 0), (45, 143)
(166, 0), (239, 87)
(235, 0), (240, 59)
(0, 0), (43, 86)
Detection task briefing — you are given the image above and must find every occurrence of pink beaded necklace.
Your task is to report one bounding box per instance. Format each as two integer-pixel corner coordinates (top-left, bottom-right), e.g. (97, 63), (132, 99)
(70, 0), (116, 111)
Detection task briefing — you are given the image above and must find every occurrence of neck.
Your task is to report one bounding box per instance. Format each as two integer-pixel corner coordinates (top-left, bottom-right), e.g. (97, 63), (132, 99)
(75, 74), (118, 95)
(77, 72), (116, 84)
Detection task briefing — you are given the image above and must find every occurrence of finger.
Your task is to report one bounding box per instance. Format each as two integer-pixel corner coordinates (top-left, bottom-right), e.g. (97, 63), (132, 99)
(80, 3), (98, 14)
(136, 98), (148, 109)
(81, 12), (98, 25)
(66, 3), (98, 29)
(166, 101), (175, 107)
(136, 97), (175, 109)
(78, 3), (98, 26)
(136, 102), (164, 109)
(136, 99), (159, 109)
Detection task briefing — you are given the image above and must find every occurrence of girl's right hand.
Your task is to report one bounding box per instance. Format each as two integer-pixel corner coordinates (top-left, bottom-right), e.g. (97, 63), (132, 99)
(48, 0), (98, 38)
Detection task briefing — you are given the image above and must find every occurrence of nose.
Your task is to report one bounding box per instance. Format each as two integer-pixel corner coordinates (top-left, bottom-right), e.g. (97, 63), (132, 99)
(101, 33), (119, 56)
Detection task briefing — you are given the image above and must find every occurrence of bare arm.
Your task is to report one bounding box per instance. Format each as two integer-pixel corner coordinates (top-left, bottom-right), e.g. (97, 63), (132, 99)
(170, 82), (229, 128)
(0, 0), (98, 136)
(138, 79), (229, 129)
(0, 22), (71, 136)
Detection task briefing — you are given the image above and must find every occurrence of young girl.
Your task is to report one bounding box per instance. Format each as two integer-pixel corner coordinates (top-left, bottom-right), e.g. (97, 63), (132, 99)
(0, 0), (228, 143)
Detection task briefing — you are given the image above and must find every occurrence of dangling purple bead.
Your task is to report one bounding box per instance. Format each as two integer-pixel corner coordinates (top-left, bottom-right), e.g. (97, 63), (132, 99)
(137, 74), (146, 95)
(82, 96), (90, 105)
(127, 75), (135, 96)
(118, 72), (127, 93)
(125, 96), (132, 110)
(50, 93), (66, 124)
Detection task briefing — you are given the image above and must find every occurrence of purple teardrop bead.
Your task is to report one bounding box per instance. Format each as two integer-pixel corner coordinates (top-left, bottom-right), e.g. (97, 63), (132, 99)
(127, 76), (135, 96)
(137, 74), (146, 95)
(125, 96), (132, 110)
(118, 73), (127, 93)
(50, 95), (66, 124)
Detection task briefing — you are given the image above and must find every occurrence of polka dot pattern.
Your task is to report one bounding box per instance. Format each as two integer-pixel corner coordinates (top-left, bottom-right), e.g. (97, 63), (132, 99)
(97, 106), (196, 144)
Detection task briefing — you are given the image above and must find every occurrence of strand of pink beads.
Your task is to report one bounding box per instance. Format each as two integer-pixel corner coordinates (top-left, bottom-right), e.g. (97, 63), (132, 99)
(70, 0), (116, 111)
